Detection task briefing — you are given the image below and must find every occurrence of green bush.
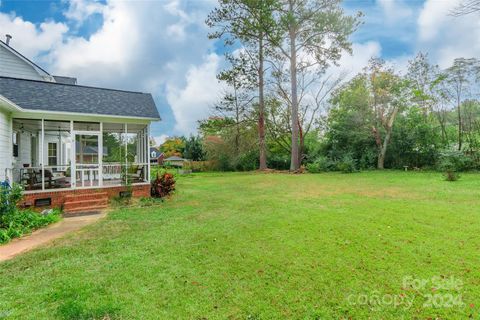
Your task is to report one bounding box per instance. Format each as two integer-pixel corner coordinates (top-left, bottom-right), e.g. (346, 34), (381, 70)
(307, 156), (335, 173)
(217, 154), (233, 171)
(437, 151), (476, 181)
(336, 154), (358, 173)
(443, 170), (460, 181)
(0, 208), (61, 244)
(267, 154), (290, 170)
(234, 150), (259, 171)
(0, 184), (23, 218)
(437, 151), (475, 172)
(0, 184), (61, 244)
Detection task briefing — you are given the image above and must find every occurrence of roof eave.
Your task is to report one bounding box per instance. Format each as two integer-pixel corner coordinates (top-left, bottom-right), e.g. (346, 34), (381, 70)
(1, 94), (161, 122)
(0, 94), (24, 113)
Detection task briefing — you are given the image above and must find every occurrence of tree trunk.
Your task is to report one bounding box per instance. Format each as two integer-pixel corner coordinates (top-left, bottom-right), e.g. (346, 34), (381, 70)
(298, 118), (303, 164)
(258, 35), (267, 170)
(436, 113), (448, 145)
(457, 94), (462, 151)
(377, 131), (390, 169)
(233, 80), (240, 155)
(377, 107), (398, 169)
(289, 2), (300, 171)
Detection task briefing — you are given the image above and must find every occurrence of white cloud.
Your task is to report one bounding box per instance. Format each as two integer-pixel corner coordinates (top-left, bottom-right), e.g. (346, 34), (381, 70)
(166, 53), (223, 135)
(48, 1), (139, 79)
(153, 134), (169, 146)
(9, 0), (477, 136)
(417, 0), (480, 68)
(0, 0), (220, 136)
(0, 12), (67, 58)
(377, 0), (413, 24)
(63, 0), (105, 24)
(326, 41), (382, 79)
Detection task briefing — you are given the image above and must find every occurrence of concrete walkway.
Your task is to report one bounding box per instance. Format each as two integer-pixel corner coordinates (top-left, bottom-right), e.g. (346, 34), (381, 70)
(0, 212), (106, 262)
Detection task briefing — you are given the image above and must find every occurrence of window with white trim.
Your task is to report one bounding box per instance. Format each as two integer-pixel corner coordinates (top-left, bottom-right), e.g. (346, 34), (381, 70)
(48, 142), (57, 166)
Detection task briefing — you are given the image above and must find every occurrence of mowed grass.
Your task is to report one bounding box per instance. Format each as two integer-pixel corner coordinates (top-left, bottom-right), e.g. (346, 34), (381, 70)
(1, 171), (480, 319)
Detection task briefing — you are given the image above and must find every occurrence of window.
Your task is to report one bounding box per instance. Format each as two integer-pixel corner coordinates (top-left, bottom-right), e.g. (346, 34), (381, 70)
(48, 143), (57, 166)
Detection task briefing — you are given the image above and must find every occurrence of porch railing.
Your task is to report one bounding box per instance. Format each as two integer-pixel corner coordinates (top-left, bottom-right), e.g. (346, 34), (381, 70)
(75, 164), (100, 188)
(11, 165), (72, 190)
(102, 163), (149, 185)
(12, 163), (149, 191)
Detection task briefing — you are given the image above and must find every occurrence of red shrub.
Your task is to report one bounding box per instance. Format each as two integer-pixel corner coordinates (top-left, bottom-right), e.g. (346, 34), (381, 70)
(151, 173), (176, 198)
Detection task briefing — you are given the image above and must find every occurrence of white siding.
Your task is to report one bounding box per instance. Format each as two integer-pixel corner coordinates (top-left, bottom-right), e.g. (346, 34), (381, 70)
(0, 108), (12, 181)
(0, 45), (44, 81)
(16, 132), (33, 167)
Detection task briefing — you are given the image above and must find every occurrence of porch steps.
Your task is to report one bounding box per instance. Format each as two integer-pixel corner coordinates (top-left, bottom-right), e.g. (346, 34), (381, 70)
(63, 192), (109, 214)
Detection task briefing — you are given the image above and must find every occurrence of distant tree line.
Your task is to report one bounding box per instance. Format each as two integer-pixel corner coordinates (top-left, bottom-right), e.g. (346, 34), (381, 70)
(159, 0), (480, 173)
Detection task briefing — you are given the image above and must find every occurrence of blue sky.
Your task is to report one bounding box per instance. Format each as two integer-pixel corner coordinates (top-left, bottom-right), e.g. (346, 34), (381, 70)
(0, 0), (477, 144)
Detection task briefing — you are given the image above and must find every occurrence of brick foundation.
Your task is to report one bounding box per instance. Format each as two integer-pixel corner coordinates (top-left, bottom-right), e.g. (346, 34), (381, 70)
(20, 184), (151, 210)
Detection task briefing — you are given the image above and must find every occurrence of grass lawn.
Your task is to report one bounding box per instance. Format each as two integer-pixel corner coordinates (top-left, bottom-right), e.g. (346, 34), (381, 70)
(1, 171), (479, 319)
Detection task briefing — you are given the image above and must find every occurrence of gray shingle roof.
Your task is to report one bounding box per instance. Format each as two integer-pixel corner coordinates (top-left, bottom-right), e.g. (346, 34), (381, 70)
(0, 76), (160, 119)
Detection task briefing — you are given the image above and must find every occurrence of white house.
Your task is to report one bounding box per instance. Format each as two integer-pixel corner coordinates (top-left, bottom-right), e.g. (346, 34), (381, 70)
(0, 35), (160, 211)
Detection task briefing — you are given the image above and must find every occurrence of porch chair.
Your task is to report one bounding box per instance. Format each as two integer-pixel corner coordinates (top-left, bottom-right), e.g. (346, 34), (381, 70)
(127, 165), (145, 183)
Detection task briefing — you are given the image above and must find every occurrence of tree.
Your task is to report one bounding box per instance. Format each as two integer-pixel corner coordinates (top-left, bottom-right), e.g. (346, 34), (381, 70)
(407, 53), (450, 145)
(267, 0), (361, 170)
(450, 0), (480, 16)
(183, 136), (206, 161)
(407, 53), (439, 115)
(271, 63), (345, 163)
(325, 74), (377, 168)
(444, 58), (480, 150)
(460, 100), (480, 161)
(160, 138), (185, 158)
(207, 0), (277, 170)
(367, 59), (410, 169)
(102, 133), (125, 163)
(199, 117), (236, 137)
(199, 115), (258, 171)
(214, 53), (259, 156)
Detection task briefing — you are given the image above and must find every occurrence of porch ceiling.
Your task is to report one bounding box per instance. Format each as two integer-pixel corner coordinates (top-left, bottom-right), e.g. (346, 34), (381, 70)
(13, 119), (147, 134)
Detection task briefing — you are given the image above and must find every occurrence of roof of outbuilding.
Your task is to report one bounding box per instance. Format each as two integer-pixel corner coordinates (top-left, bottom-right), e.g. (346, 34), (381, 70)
(165, 156), (188, 161)
(0, 76), (160, 119)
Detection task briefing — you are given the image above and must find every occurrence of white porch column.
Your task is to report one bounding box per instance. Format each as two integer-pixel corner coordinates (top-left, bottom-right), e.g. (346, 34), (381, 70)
(124, 123), (128, 184)
(5, 117), (13, 183)
(138, 131), (142, 164)
(139, 130), (144, 164)
(70, 121), (75, 189)
(41, 119), (45, 190)
(141, 127), (145, 181)
(147, 124), (151, 182)
(99, 122), (103, 187)
(140, 129), (145, 163)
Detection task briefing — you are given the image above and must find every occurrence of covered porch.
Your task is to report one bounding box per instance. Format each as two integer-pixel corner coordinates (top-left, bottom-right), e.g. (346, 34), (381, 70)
(10, 118), (151, 192)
